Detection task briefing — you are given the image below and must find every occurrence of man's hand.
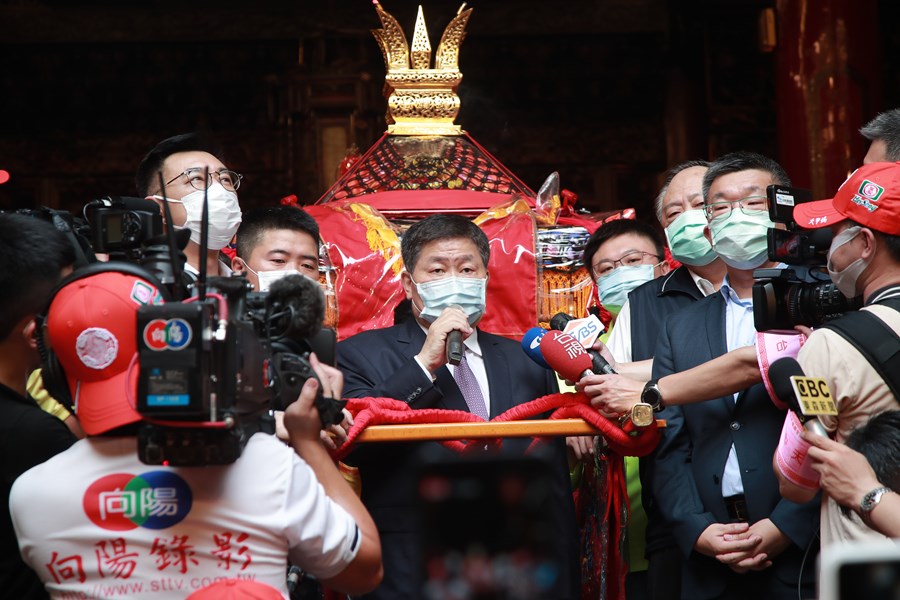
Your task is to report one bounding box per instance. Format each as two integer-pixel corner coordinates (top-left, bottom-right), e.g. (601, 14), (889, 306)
(416, 305), (473, 373)
(577, 374), (643, 418)
(694, 523), (761, 566)
(566, 435), (597, 461)
(589, 339), (618, 371)
(320, 408), (354, 450)
(283, 353), (345, 446)
(724, 518), (790, 572)
(803, 431), (881, 510)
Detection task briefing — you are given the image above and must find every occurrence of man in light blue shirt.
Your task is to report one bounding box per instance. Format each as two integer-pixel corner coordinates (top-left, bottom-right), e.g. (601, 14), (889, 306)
(649, 152), (820, 600)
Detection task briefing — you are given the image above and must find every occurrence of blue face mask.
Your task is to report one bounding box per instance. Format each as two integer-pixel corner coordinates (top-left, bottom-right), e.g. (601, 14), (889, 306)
(413, 276), (488, 324)
(596, 264), (655, 310)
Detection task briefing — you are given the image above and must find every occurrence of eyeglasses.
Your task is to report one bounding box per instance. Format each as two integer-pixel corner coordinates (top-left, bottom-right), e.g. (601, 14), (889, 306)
(592, 250), (660, 277)
(166, 167), (243, 192)
(703, 195), (768, 220)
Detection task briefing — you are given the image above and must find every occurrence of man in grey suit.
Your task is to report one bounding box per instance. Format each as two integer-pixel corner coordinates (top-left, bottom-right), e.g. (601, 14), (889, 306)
(650, 152), (820, 600)
(337, 214), (578, 600)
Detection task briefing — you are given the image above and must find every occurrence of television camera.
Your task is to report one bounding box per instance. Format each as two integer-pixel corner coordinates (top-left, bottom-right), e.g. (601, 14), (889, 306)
(752, 184), (862, 331)
(83, 190), (344, 467)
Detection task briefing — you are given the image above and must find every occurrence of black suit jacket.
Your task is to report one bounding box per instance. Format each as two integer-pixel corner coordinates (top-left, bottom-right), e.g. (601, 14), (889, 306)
(337, 318), (578, 599)
(625, 266), (706, 556)
(651, 293), (819, 599)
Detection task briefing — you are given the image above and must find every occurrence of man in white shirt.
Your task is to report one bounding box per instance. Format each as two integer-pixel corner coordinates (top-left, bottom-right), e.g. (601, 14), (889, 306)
(649, 152), (819, 600)
(137, 133), (242, 278)
(11, 266), (382, 599)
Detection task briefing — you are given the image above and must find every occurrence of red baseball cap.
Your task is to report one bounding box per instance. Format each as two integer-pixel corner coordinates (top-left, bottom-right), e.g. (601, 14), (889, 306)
(46, 271), (163, 435)
(793, 161), (900, 235)
(186, 579), (285, 599)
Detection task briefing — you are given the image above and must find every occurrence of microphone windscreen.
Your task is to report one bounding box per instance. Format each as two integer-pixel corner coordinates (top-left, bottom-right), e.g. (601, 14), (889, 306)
(266, 274), (325, 340)
(549, 312), (574, 332)
(540, 330), (593, 381)
(521, 327), (550, 369)
(769, 357), (805, 413)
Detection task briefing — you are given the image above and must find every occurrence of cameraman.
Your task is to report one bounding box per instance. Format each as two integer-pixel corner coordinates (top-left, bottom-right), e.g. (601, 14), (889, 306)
(778, 161), (900, 551)
(9, 268), (382, 599)
(860, 108), (900, 164)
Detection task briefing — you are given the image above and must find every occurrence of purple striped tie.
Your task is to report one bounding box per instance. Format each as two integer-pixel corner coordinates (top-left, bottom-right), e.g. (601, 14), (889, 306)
(453, 351), (488, 420)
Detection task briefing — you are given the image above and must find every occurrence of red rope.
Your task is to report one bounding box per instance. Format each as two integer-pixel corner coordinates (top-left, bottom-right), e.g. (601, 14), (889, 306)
(333, 391), (660, 460)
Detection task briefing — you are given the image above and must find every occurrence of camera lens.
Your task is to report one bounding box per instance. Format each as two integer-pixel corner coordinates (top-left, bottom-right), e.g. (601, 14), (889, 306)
(787, 282), (858, 327)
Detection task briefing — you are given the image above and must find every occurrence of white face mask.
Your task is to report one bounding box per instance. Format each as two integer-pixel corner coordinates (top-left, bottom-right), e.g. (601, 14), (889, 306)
(708, 209), (774, 270)
(412, 275), (488, 324)
(166, 183), (242, 250)
(240, 262), (303, 292)
(827, 226), (872, 298)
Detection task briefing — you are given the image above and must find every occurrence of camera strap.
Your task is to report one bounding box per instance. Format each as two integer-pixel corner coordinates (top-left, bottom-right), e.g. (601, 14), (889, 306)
(821, 296), (900, 399)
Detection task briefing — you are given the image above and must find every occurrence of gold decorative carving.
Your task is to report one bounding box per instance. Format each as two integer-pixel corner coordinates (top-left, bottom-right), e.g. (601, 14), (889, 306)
(372, 2), (473, 136)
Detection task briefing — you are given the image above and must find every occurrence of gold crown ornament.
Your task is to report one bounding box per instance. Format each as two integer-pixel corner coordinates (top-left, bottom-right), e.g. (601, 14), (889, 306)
(372, 1), (473, 135)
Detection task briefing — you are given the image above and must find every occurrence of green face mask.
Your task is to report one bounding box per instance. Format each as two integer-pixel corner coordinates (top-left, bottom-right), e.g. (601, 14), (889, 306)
(708, 209), (774, 270)
(664, 209), (717, 266)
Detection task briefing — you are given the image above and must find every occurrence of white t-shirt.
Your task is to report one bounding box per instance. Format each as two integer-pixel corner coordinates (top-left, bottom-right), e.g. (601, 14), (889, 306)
(10, 434), (359, 600)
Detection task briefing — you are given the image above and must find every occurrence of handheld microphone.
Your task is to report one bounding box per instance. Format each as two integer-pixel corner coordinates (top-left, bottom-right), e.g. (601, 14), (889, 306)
(521, 327), (550, 369)
(539, 330), (594, 382)
(446, 304), (465, 366)
(549, 311), (614, 374)
(549, 312), (575, 332)
(769, 357), (829, 437)
(771, 356), (834, 490)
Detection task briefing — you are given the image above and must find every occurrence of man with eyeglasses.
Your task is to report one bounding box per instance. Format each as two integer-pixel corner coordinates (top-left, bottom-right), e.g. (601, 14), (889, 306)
(647, 152), (820, 600)
(566, 218), (671, 599)
(136, 133), (243, 279)
(576, 161), (727, 600)
(583, 218), (672, 322)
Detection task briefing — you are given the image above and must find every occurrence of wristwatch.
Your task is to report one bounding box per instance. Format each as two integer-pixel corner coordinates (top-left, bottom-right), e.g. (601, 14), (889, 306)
(641, 379), (664, 412)
(859, 486), (892, 523)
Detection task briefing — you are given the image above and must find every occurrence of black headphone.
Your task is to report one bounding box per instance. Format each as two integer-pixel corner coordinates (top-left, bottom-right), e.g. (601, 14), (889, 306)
(33, 261), (171, 412)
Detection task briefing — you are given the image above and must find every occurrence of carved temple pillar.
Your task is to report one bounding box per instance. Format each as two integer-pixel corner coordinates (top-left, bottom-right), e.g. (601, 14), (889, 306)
(774, 0), (882, 197)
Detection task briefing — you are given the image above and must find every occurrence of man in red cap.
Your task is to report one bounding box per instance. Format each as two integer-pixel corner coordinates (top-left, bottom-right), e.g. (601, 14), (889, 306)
(779, 161), (900, 554)
(9, 267), (382, 599)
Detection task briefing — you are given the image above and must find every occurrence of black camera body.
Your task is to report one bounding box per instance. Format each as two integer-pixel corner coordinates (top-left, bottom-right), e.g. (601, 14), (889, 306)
(85, 196), (164, 256)
(78, 192), (342, 467)
(134, 274), (341, 467)
(84, 196), (193, 295)
(752, 185), (861, 331)
(752, 268), (860, 331)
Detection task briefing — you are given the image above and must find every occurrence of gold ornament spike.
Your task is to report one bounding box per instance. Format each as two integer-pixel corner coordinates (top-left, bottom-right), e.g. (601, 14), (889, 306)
(410, 6), (432, 69)
(372, 2), (473, 136)
(435, 4), (472, 70)
(372, 1), (410, 70)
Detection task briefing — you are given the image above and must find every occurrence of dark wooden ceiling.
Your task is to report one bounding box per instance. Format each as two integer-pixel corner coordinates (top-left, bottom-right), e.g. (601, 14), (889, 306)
(0, 0), (897, 226)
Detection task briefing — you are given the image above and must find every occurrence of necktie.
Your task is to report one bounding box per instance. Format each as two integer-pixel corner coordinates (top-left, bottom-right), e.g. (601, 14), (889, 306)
(453, 351), (488, 420)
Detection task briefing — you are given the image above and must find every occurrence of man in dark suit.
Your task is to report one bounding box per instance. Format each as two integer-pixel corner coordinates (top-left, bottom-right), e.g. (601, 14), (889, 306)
(337, 214), (578, 599)
(650, 152), (820, 600)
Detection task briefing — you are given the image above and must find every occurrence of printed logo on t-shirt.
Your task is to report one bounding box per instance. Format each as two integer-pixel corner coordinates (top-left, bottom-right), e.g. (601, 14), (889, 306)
(83, 471), (193, 530)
